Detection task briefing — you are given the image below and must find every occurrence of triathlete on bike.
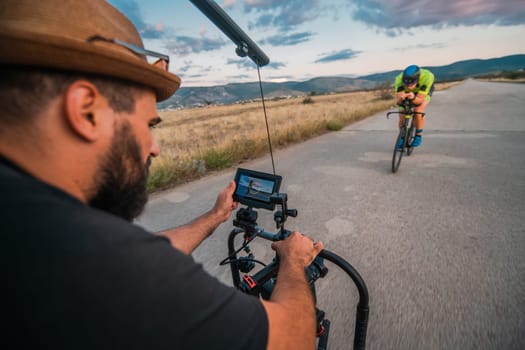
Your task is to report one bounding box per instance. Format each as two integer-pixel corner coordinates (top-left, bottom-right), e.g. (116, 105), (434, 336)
(394, 65), (435, 148)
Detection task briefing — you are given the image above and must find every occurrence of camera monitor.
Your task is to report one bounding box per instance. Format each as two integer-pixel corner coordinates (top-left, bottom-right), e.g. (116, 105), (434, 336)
(233, 168), (282, 210)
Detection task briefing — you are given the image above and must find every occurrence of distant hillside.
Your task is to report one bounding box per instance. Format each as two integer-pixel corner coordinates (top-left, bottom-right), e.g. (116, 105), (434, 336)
(158, 54), (525, 109)
(159, 78), (376, 109)
(360, 54), (525, 83)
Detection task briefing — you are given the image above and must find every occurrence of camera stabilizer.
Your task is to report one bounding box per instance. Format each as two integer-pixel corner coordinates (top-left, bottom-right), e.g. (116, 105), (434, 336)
(189, 3), (369, 347)
(220, 176), (370, 350)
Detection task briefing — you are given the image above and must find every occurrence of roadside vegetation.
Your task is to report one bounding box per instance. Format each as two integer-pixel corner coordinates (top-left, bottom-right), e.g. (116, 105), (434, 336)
(148, 81), (459, 192)
(475, 70), (525, 82)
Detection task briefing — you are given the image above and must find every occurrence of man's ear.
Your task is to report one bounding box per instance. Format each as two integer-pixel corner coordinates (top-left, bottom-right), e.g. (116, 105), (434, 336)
(64, 80), (107, 142)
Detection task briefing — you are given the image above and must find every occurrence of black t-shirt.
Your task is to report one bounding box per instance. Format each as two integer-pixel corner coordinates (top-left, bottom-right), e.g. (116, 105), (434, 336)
(1, 156), (268, 349)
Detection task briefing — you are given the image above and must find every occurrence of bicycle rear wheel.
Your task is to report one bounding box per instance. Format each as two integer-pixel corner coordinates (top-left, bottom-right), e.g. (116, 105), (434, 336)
(406, 126), (416, 156)
(392, 132), (404, 173)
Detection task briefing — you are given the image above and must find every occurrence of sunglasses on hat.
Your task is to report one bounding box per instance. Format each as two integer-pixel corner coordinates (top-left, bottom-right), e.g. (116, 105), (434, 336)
(87, 35), (170, 71)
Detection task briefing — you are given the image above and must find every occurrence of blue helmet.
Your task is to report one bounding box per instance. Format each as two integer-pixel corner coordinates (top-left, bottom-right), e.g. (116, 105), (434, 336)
(402, 65), (420, 85)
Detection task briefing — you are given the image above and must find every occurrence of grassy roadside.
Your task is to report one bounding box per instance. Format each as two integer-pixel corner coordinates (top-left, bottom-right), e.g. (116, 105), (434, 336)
(147, 82), (459, 192)
(475, 70), (525, 82)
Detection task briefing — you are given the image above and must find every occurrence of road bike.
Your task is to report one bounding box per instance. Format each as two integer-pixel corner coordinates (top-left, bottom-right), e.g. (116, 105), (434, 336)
(387, 99), (425, 173)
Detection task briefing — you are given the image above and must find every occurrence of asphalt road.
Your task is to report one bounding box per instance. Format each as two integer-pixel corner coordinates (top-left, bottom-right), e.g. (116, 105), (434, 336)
(137, 80), (525, 350)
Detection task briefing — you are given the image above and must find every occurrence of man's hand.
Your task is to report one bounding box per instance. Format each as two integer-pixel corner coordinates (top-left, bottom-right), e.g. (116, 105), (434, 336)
(263, 232), (324, 350)
(271, 231), (323, 267)
(211, 180), (239, 224)
(158, 181), (239, 254)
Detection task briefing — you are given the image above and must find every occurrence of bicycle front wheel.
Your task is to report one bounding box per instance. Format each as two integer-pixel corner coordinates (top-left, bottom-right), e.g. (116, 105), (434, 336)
(392, 133), (404, 173)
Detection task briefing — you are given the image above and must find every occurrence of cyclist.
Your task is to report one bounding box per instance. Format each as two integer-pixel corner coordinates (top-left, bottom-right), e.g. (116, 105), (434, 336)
(394, 65), (435, 147)
(1, 1), (323, 349)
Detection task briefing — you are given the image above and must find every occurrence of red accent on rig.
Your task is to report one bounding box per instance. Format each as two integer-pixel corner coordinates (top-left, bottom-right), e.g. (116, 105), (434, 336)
(317, 325), (326, 337)
(243, 275), (257, 289)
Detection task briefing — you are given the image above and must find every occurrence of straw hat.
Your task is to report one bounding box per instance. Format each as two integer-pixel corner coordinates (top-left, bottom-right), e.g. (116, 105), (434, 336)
(0, 0), (181, 101)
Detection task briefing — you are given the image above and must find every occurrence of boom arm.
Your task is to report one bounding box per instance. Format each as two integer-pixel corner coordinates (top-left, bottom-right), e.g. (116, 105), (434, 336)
(189, 0), (270, 67)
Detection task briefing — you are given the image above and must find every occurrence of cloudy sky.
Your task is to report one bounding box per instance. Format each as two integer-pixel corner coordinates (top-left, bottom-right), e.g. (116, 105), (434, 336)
(109, 0), (525, 87)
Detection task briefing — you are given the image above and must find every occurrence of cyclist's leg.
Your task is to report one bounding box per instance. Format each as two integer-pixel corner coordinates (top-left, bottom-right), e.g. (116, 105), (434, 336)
(413, 95), (430, 146)
(414, 98), (429, 130)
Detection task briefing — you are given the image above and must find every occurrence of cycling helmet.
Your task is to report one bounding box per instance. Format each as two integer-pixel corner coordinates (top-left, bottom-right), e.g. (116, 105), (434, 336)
(402, 65), (420, 85)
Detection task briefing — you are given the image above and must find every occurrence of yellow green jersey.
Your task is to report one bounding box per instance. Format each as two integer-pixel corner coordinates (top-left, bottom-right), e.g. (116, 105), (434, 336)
(394, 68), (435, 96)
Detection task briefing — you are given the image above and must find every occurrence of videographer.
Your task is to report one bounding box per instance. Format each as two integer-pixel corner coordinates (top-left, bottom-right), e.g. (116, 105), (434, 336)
(1, 1), (323, 349)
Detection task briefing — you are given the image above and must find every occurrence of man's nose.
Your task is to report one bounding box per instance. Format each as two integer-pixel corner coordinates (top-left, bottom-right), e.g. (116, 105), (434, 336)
(150, 138), (160, 157)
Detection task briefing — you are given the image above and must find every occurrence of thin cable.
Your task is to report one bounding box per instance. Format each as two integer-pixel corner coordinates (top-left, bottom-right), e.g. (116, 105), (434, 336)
(256, 65), (276, 175)
(219, 234), (256, 266)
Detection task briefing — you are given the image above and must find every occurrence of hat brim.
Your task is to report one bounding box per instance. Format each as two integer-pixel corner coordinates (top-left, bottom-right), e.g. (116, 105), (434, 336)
(0, 29), (181, 102)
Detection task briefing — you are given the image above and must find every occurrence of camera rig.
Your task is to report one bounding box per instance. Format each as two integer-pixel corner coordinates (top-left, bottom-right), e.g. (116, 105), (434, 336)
(190, 2), (369, 348)
(221, 180), (370, 350)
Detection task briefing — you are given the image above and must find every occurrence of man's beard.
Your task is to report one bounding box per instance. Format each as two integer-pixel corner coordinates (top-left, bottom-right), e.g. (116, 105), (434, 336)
(88, 121), (151, 221)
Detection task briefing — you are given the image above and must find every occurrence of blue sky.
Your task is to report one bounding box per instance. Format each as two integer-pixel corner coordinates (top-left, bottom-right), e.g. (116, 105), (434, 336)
(109, 0), (525, 87)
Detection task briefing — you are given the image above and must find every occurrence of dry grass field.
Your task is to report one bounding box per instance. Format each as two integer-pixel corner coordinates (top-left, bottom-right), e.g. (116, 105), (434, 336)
(148, 82), (458, 191)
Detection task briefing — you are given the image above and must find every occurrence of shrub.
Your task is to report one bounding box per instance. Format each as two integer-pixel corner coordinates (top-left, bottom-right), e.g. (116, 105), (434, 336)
(203, 149), (233, 170)
(326, 120), (343, 131)
(376, 81), (394, 100)
(302, 96), (314, 104)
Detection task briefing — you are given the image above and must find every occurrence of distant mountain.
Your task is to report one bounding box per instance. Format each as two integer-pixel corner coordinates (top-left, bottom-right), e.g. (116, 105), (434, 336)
(359, 54), (525, 83)
(158, 54), (525, 109)
(158, 78), (377, 109)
